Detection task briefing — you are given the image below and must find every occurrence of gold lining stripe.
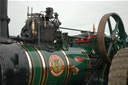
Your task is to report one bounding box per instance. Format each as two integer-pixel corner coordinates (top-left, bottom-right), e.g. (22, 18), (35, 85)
(32, 47), (43, 85)
(35, 48), (46, 85)
(61, 50), (70, 67)
(80, 48), (91, 68)
(39, 50), (48, 85)
(61, 50), (71, 85)
(24, 49), (33, 85)
(80, 48), (91, 80)
(18, 42), (34, 85)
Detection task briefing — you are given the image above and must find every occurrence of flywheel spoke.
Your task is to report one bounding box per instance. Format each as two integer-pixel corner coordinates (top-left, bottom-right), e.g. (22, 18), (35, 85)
(112, 21), (119, 35)
(107, 42), (113, 57)
(108, 18), (113, 35)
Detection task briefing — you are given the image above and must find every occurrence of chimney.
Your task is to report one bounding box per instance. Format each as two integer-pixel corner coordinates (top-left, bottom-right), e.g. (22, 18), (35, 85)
(0, 0), (9, 41)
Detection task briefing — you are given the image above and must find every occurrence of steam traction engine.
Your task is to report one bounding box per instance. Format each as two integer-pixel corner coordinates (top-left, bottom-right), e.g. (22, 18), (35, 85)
(0, 0), (128, 85)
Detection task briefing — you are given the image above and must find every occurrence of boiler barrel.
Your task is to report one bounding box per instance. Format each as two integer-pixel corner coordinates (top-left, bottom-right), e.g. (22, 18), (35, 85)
(0, 43), (90, 85)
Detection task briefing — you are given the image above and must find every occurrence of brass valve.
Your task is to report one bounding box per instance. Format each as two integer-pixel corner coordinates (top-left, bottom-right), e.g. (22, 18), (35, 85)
(32, 19), (37, 36)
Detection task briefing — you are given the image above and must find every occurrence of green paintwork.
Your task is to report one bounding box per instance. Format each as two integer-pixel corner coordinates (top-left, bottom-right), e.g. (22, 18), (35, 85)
(41, 47), (89, 85)
(41, 50), (67, 85)
(70, 35), (100, 57)
(24, 46), (42, 85)
(24, 45), (89, 85)
(65, 48), (89, 85)
(71, 38), (92, 54)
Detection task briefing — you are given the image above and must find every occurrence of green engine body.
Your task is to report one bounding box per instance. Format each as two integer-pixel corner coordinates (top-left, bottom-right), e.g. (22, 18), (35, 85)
(23, 45), (89, 85)
(17, 44), (109, 85)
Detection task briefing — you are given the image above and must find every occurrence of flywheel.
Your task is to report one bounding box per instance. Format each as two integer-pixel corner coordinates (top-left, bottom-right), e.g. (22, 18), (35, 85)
(97, 13), (127, 63)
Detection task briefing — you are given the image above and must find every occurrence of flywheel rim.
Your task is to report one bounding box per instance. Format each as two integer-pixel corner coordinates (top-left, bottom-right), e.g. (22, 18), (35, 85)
(97, 13), (126, 63)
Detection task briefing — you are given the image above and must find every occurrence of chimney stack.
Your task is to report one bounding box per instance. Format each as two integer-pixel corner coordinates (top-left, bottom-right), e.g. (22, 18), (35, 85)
(0, 0), (9, 41)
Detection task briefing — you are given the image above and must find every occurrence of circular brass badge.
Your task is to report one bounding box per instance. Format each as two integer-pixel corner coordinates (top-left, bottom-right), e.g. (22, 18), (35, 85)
(49, 55), (64, 77)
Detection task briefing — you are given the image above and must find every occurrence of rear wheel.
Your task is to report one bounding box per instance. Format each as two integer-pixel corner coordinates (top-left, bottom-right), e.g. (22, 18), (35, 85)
(108, 48), (128, 85)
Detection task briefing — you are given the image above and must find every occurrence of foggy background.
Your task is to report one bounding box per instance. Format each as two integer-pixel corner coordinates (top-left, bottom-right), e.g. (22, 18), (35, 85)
(8, 1), (128, 36)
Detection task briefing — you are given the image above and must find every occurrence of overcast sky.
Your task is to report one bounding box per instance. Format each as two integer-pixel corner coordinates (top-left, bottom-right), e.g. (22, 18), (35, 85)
(8, 1), (128, 36)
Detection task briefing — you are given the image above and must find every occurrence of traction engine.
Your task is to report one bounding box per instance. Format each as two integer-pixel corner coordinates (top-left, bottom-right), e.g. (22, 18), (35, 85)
(0, 0), (128, 85)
